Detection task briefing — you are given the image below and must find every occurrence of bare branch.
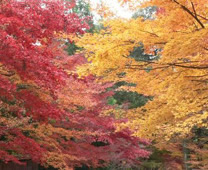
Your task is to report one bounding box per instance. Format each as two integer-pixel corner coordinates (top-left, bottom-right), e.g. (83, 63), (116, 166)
(172, 0), (205, 29)
(191, 1), (197, 17)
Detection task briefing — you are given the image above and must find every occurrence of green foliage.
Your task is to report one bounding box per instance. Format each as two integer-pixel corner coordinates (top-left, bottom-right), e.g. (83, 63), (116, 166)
(65, 41), (82, 55)
(107, 97), (117, 106)
(107, 81), (136, 91)
(107, 81), (150, 109)
(77, 105), (85, 111)
(72, 0), (104, 33)
(66, 0), (104, 55)
(140, 147), (171, 170)
(129, 44), (159, 62)
(192, 127), (208, 140)
(113, 91), (149, 109)
(65, 0), (93, 55)
(72, 0), (92, 19)
(140, 161), (162, 170)
(132, 6), (157, 20)
(188, 127), (208, 169)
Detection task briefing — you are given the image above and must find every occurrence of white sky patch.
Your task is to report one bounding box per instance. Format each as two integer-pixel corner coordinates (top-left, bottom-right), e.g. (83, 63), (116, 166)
(90, 0), (134, 19)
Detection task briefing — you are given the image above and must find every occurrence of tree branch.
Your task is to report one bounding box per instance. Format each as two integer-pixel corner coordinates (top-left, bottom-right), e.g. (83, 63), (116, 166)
(172, 0), (205, 29)
(196, 14), (208, 21)
(190, 1), (197, 17)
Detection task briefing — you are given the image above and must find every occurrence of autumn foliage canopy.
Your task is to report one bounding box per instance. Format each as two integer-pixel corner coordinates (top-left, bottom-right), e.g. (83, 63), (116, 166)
(77, 0), (208, 169)
(0, 0), (150, 169)
(1, 0), (208, 169)
(78, 0), (208, 140)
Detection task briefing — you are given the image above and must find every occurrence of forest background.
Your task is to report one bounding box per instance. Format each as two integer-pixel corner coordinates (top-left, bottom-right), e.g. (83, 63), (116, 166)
(0, 0), (207, 169)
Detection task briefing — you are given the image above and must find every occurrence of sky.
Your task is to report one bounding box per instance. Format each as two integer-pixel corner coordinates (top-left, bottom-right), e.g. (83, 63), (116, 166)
(89, 0), (134, 19)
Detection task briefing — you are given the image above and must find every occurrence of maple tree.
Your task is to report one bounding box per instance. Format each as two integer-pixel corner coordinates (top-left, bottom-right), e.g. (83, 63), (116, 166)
(77, 0), (208, 147)
(0, 0), (151, 169)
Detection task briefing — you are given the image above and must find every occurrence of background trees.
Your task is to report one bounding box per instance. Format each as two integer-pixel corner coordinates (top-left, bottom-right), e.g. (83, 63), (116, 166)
(0, 0), (152, 169)
(78, 0), (208, 139)
(0, 0), (150, 169)
(77, 0), (208, 169)
(1, 0), (207, 169)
